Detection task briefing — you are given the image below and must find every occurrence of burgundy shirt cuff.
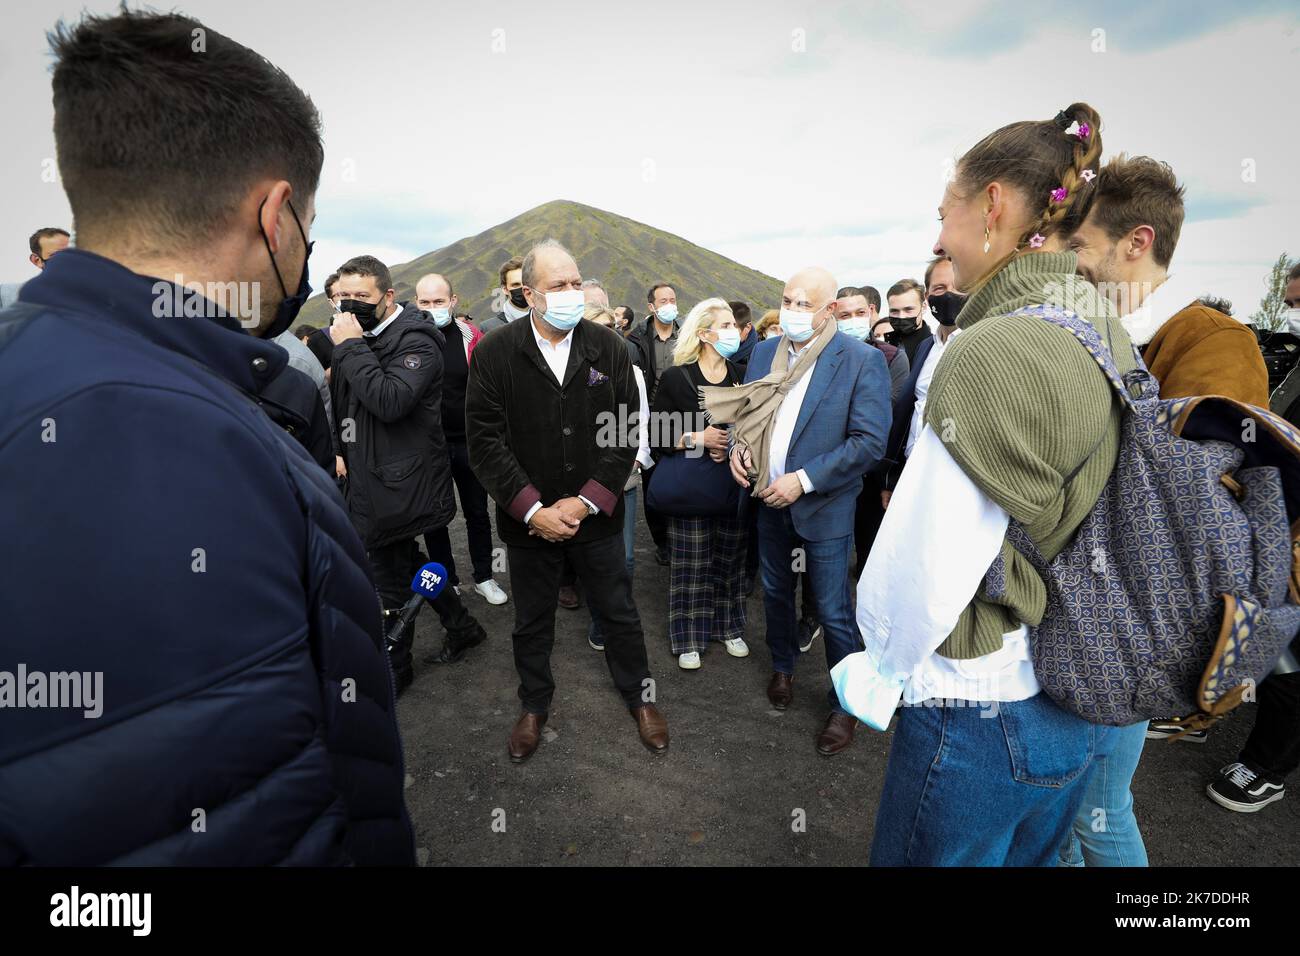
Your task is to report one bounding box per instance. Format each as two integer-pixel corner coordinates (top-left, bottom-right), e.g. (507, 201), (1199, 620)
(578, 479), (617, 516)
(506, 484), (542, 524)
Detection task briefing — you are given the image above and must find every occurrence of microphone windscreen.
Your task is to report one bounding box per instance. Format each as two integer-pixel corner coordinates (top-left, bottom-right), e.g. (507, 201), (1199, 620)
(409, 562), (448, 600)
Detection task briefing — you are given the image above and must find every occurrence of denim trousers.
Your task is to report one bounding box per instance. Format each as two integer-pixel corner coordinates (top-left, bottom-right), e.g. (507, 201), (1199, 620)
(756, 505), (859, 712)
(1058, 719), (1149, 867)
(870, 692), (1119, 866)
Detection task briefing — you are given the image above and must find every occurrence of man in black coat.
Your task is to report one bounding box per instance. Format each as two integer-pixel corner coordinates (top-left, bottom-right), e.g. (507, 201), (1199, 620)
(478, 255), (529, 335)
(330, 255), (486, 691)
(466, 238), (669, 763)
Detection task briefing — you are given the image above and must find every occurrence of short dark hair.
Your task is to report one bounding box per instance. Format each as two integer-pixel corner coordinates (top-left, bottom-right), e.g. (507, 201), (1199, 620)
(647, 283), (674, 304)
(727, 300), (752, 326)
(836, 286), (865, 301)
(924, 255), (952, 290)
(1288, 262), (1300, 284)
(292, 323), (317, 340)
(499, 256), (523, 287)
(1088, 155), (1186, 269)
(886, 279), (925, 304)
(48, 9), (323, 248)
(621, 306), (637, 324)
(337, 255), (393, 295)
(29, 227), (70, 258)
(323, 272), (339, 298)
(861, 286), (881, 311)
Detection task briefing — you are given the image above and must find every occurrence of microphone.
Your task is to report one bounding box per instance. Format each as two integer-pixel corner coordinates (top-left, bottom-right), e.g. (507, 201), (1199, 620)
(383, 562), (448, 644)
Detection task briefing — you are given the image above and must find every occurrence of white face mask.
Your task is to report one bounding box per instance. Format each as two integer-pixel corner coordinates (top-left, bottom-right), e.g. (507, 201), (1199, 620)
(779, 305), (822, 343)
(1284, 307), (1300, 337)
(540, 289), (585, 330)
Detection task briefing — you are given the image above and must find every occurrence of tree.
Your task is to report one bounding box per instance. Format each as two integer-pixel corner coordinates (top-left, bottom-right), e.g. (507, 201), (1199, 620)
(1250, 252), (1295, 331)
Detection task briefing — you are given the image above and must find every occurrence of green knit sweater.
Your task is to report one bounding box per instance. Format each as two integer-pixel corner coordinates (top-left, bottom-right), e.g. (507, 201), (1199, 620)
(923, 251), (1137, 660)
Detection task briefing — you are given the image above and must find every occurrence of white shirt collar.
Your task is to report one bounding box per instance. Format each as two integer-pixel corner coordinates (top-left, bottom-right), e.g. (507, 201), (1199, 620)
(364, 302), (402, 339)
(533, 319), (574, 351)
(1119, 272), (1200, 347)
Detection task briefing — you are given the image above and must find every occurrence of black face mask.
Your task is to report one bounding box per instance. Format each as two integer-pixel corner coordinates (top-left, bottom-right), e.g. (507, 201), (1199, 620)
(338, 297), (383, 331)
(508, 287), (529, 309)
(889, 315), (919, 336)
(927, 291), (967, 327)
(258, 198), (312, 339)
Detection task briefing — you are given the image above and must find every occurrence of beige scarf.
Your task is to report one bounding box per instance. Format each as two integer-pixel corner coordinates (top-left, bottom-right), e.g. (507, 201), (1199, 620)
(700, 317), (836, 496)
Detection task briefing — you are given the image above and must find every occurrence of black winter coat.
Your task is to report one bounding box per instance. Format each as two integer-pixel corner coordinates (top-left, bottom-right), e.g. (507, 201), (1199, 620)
(626, 314), (680, 400)
(331, 303), (456, 549)
(262, 364), (335, 472)
(466, 316), (638, 548)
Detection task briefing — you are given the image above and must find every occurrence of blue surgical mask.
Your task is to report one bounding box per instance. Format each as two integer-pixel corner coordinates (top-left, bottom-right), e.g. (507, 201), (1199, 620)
(837, 318), (870, 341)
(427, 307), (453, 328)
(711, 328), (741, 358)
(779, 306), (820, 343)
(540, 289), (585, 331)
(655, 304), (678, 325)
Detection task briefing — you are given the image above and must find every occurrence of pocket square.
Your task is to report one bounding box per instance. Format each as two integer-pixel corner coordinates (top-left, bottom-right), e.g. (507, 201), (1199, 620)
(587, 368), (609, 386)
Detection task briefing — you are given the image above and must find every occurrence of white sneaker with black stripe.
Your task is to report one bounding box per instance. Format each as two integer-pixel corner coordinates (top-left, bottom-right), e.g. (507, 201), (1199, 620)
(1206, 761), (1285, 813)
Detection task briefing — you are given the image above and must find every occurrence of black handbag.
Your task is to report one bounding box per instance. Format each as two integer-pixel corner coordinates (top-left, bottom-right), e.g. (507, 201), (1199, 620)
(645, 449), (744, 518)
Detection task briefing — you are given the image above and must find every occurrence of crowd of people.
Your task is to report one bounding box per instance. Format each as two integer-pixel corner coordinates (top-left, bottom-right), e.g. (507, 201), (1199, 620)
(3, 9), (1298, 867)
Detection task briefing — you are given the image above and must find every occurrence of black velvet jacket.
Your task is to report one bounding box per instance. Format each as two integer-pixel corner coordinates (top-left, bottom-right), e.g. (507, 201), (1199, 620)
(466, 315), (639, 547)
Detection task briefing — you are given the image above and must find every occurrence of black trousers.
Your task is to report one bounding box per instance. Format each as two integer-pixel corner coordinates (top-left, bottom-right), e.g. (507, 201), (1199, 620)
(369, 533), (478, 661)
(446, 439), (495, 584)
(508, 532), (652, 713)
(853, 472), (886, 579)
(1240, 669), (1300, 778)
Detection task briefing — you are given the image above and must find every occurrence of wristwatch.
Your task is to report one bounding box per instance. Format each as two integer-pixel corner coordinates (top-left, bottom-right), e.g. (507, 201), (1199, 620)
(584, 499), (598, 516)
(683, 433), (697, 451)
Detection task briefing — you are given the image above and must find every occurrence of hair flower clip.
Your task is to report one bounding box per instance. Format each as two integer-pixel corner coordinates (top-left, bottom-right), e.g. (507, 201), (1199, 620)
(1028, 234), (1046, 249)
(1063, 120), (1091, 141)
(1080, 168), (1096, 183)
(1050, 187), (1068, 203)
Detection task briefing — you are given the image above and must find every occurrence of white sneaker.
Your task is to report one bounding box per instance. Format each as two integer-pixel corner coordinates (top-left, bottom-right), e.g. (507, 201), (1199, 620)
(474, 579), (508, 605)
(724, 638), (749, 658)
(678, 651), (701, 670)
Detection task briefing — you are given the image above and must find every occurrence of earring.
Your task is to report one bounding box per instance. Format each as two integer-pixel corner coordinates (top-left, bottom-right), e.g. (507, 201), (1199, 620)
(983, 224), (991, 255)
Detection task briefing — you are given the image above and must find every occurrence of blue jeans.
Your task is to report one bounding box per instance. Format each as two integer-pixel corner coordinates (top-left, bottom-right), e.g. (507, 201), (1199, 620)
(870, 692), (1119, 866)
(589, 487), (638, 644)
(756, 505), (859, 712)
(1058, 719), (1149, 867)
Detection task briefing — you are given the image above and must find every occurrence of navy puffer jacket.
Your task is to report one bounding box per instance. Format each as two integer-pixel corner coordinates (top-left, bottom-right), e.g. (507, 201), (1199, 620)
(0, 250), (414, 866)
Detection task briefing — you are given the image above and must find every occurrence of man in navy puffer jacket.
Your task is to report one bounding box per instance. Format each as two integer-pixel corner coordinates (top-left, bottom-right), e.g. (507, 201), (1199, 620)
(0, 9), (413, 866)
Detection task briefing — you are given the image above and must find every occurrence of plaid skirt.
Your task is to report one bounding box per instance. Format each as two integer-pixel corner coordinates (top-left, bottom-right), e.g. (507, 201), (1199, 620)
(667, 515), (747, 655)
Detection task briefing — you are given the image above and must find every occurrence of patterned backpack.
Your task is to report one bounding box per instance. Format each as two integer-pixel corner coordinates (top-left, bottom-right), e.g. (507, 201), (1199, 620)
(983, 305), (1300, 731)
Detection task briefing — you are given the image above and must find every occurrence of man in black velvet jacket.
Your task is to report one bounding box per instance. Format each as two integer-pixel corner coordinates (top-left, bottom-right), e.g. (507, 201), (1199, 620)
(466, 238), (669, 763)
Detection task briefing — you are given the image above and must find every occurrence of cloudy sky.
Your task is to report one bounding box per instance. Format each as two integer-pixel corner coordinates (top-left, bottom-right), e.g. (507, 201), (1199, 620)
(3, 0), (1297, 317)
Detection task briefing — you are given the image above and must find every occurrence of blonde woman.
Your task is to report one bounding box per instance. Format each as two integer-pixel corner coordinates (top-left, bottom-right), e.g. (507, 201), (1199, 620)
(754, 308), (781, 340)
(649, 298), (748, 669)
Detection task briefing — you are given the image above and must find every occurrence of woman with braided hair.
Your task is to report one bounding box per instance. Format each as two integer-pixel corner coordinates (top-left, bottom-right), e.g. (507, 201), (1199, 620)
(834, 103), (1143, 865)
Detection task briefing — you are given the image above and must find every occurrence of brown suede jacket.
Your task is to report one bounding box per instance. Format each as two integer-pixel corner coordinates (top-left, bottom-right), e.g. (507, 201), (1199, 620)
(1142, 305), (1268, 405)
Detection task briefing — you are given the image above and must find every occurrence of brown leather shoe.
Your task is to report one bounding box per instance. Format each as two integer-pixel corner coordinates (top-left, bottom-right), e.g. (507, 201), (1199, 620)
(631, 703), (669, 754)
(767, 671), (793, 710)
(508, 711), (547, 763)
(816, 712), (857, 756)
(557, 585), (580, 610)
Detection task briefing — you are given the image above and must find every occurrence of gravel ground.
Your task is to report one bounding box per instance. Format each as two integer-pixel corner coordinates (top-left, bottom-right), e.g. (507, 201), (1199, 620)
(397, 518), (1299, 866)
